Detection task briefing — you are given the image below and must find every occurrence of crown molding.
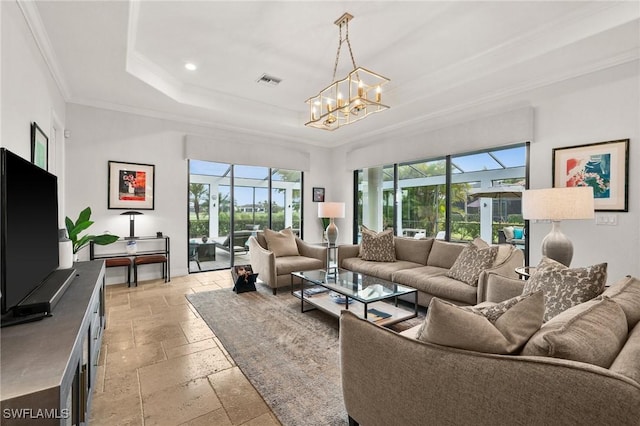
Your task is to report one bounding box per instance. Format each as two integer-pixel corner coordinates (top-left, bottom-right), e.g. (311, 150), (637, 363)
(17, 0), (71, 100)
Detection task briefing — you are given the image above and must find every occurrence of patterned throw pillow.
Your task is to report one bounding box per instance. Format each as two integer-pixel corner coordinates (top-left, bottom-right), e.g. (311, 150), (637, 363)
(359, 226), (395, 262)
(523, 257), (607, 322)
(446, 241), (498, 287)
(416, 291), (544, 354)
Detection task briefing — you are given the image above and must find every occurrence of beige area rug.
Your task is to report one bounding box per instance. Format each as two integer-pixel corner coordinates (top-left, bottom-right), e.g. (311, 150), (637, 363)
(187, 286), (347, 426)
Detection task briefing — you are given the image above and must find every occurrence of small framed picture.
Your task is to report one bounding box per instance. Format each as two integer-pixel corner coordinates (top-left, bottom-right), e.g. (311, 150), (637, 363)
(553, 139), (629, 212)
(313, 187), (325, 202)
(31, 122), (48, 170)
(108, 160), (155, 210)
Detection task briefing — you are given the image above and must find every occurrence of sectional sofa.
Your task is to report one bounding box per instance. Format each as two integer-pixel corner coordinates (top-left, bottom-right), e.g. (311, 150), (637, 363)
(337, 237), (524, 307)
(340, 274), (640, 425)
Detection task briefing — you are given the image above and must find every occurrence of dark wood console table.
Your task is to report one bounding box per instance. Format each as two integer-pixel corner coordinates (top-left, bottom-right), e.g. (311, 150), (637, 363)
(1, 260), (106, 425)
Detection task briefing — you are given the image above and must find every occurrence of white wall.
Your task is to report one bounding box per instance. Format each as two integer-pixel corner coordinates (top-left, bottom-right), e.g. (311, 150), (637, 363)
(65, 104), (332, 282)
(1, 1), (67, 224)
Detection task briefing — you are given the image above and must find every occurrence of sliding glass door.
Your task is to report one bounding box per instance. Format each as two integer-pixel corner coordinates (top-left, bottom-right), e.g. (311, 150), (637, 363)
(188, 160), (304, 272)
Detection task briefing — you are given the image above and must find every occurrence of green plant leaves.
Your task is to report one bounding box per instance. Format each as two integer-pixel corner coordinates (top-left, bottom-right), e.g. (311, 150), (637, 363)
(65, 207), (118, 253)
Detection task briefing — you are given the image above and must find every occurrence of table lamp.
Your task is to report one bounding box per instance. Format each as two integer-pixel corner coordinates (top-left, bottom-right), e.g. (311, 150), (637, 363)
(121, 211), (143, 239)
(318, 202), (345, 245)
(522, 187), (594, 266)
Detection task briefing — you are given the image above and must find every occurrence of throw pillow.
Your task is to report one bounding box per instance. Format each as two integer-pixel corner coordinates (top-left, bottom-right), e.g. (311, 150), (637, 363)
(359, 226), (396, 262)
(416, 291), (544, 354)
(263, 228), (299, 257)
(446, 240), (498, 287)
(503, 226), (515, 240)
(522, 297), (627, 368)
(513, 228), (524, 239)
(523, 257), (607, 322)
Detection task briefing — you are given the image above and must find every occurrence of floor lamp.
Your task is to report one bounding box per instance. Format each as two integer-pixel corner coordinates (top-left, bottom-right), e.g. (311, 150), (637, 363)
(318, 202), (345, 245)
(522, 187), (594, 267)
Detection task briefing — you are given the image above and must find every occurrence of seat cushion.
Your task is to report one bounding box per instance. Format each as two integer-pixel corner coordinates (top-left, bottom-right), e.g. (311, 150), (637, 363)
(275, 255), (324, 276)
(393, 269), (478, 305)
(521, 297), (627, 368)
(264, 228), (299, 257)
(342, 257), (422, 281)
(360, 226), (396, 262)
(416, 291), (544, 354)
(523, 257), (607, 322)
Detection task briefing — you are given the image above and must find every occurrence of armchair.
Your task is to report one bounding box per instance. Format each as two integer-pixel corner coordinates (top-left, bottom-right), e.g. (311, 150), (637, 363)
(248, 231), (327, 294)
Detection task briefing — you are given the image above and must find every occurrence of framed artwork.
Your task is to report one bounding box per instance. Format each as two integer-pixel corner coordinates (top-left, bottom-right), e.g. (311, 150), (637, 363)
(313, 187), (325, 202)
(553, 139), (629, 212)
(108, 161), (155, 210)
(30, 122), (48, 170)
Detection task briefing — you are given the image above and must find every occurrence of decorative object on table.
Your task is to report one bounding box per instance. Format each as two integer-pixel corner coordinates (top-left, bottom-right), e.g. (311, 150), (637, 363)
(126, 239), (137, 254)
(312, 187), (325, 202)
(120, 210), (142, 239)
(522, 187), (594, 267)
(108, 160), (155, 210)
(58, 228), (74, 269)
(65, 207), (119, 260)
(552, 139), (629, 212)
(30, 122), (48, 170)
(318, 202), (345, 245)
(305, 13), (390, 130)
(330, 291), (353, 304)
(231, 265), (258, 293)
(156, 231), (163, 237)
(201, 236), (208, 243)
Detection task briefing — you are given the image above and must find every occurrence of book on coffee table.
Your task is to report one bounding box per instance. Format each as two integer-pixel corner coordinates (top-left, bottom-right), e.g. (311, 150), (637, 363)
(367, 308), (391, 321)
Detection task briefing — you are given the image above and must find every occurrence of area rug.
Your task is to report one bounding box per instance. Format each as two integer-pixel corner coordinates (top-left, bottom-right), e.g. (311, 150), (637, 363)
(187, 286), (347, 426)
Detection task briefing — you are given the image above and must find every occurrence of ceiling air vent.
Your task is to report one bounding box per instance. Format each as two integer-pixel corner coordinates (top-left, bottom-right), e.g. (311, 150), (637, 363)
(257, 73), (282, 87)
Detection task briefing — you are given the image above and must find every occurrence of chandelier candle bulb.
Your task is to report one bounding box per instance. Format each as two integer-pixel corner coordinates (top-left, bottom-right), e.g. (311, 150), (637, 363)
(376, 86), (381, 102)
(337, 93), (344, 108)
(358, 81), (364, 97)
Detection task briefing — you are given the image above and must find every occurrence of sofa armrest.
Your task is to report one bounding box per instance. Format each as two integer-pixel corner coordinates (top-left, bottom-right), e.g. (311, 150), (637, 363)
(477, 245), (524, 303)
(337, 244), (360, 268)
(248, 236), (277, 287)
(340, 310), (640, 426)
(296, 238), (328, 266)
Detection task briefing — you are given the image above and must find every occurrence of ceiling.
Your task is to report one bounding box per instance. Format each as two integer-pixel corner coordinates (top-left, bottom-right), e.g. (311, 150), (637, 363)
(29, 1), (640, 147)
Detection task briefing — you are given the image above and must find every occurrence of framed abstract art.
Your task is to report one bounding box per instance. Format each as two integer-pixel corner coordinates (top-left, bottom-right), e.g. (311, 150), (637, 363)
(552, 139), (629, 212)
(108, 160), (155, 210)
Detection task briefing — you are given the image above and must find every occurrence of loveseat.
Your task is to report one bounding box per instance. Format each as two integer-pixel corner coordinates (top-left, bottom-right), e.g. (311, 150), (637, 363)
(340, 274), (640, 425)
(248, 229), (327, 294)
(338, 236), (524, 307)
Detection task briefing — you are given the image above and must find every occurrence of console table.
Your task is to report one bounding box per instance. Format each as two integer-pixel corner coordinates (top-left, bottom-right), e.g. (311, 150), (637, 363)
(90, 236), (170, 283)
(1, 261), (106, 425)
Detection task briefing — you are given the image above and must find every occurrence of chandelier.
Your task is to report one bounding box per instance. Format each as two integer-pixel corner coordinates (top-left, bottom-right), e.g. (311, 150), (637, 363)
(305, 13), (390, 131)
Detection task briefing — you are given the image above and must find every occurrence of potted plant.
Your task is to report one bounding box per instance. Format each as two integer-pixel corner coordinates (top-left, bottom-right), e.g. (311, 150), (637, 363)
(65, 207), (119, 260)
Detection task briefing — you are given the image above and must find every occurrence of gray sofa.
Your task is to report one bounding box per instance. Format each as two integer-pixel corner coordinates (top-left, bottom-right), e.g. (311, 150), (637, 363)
(340, 274), (640, 425)
(338, 237), (524, 307)
(248, 234), (327, 294)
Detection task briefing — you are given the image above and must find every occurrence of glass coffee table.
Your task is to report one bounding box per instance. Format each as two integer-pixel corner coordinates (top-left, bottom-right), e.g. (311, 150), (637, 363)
(291, 268), (418, 326)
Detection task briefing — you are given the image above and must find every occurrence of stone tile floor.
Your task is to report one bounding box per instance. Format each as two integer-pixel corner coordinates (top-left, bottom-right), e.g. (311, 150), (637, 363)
(90, 270), (281, 426)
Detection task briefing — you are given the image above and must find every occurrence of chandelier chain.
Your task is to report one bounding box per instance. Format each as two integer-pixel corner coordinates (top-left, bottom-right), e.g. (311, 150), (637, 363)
(331, 19), (358, 82)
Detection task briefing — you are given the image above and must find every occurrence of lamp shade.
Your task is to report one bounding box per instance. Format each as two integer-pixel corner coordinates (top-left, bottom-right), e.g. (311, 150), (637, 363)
(522, 187), (594, 221)
(318, 202), (345, 218)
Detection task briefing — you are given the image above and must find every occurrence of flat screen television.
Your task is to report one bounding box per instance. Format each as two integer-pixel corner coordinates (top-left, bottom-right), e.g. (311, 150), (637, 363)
(1, 148), (61, 317)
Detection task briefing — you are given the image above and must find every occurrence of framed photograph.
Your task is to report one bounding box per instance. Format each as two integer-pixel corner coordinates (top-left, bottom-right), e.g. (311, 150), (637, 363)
(553, 139), (629, 212)
(313, 187), (325, 202)
(108, 161), (155, 210)
(30, 122), (48, 170)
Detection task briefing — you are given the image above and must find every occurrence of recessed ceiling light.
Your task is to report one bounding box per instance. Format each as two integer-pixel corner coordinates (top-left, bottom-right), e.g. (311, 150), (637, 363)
(185, 63), (197, 71)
